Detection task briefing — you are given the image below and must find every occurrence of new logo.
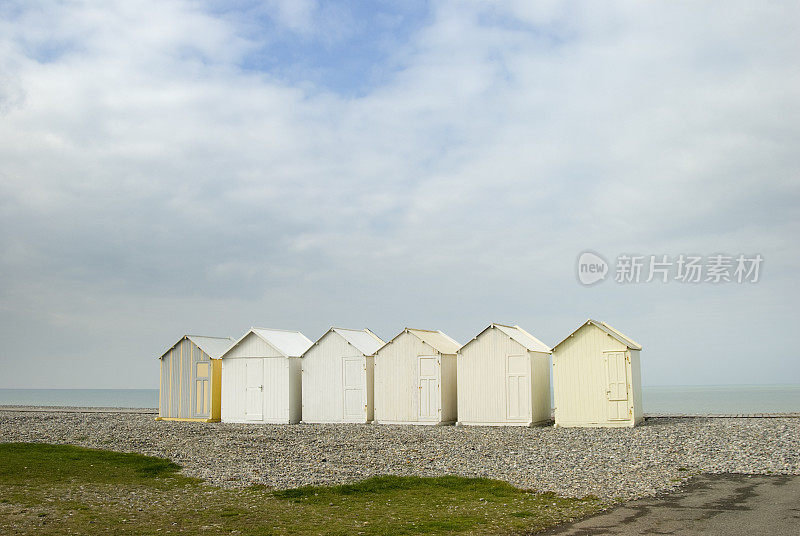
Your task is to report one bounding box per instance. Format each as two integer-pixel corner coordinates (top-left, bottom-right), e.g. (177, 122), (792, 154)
(576, 251), (609, 286)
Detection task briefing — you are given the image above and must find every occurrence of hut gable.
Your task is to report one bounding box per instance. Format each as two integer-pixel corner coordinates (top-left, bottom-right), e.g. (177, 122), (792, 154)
(460, 324), (551, 355)
(329, 328), (384, 356)
(223, 328), (313, 359)
(159, 335), (233, 360)
(380, 328), (461, 355)
(553, 319), (641, 352)
(185, 335), (234, 359)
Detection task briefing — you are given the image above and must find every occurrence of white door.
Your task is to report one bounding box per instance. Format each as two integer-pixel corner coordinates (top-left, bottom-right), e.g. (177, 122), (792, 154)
(245, 359), (264, 421)
(418, 356), (439, 421)
(342, 357), (364, 422)
(506, 354), (530, 421)
(605, 351), (629, 420)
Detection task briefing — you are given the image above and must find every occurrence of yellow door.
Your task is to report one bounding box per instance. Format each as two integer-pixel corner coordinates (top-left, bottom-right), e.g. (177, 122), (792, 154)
(605, 351), (629, 420)
(194, 362), (211, 418)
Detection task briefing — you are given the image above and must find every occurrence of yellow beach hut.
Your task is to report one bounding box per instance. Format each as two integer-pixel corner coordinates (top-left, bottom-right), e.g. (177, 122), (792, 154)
(157, 335), (233, 422)
(552, 319), (643, 427)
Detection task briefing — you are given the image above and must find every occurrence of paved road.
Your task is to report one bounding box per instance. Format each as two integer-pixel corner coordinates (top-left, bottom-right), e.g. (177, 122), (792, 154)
(539, 474), (800, 535)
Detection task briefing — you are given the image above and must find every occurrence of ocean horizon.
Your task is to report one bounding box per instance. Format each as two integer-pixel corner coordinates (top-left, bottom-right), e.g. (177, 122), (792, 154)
(1, 385), (799, 414)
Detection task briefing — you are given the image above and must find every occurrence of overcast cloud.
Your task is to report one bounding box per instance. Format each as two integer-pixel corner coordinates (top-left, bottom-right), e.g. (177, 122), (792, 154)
(0, 1), (798, 388)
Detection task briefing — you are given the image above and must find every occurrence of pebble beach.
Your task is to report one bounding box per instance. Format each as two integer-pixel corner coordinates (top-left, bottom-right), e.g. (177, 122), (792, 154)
(1, 409), (798, 500)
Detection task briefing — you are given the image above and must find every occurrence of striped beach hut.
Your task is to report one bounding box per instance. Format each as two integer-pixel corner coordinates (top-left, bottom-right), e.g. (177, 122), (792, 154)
(157, 335), (233, 422)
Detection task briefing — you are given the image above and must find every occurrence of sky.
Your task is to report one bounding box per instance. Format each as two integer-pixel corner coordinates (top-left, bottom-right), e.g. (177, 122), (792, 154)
(0, 0), (798, 389)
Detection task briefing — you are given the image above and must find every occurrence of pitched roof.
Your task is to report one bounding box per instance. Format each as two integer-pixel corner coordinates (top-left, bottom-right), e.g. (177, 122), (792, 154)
(226, 328), (313, 358)
(552, 319), (642, 351)
(461, 323), (551, 353)
(159, 335), (233, 359)
(379, 328), (461, 354)
(331, 328), (385, 355)
(187, 335), (236, 358)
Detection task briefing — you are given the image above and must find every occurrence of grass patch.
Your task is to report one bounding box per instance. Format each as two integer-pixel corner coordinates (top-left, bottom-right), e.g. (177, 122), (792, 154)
(0, 443), (186, 486)
(275, 474), (521, 502)
(0, 442), (605, 535)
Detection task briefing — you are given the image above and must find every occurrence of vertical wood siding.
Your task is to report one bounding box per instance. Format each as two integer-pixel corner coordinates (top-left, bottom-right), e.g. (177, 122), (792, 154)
(530, 352), (552, 424)
(365, 355), (375, 422)
(552, 324), (635, 427)
(440, 354), (458, 423)
(158, 339), (213, 419)
(288, 358), (302, 423)
(170, 345), (180, 416)
(629, 349), (644, 424)
(457, 328), (533, 425)
(375, 332), (455, 424)
(301, 331), (366, 423)
(210, 358), (222, 421)
(221, 355), (294, 423)
(220, 357), (239, 422)
(159, 356), (169, 417)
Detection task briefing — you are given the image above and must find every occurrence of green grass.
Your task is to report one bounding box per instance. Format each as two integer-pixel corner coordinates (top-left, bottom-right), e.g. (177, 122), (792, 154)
(0, 443), (186, 485)
(275, 474), (523, 501)
(0, 443), (605, 535)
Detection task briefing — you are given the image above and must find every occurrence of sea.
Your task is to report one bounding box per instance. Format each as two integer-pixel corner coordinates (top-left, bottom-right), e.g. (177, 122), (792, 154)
(0, 385), (799, 414)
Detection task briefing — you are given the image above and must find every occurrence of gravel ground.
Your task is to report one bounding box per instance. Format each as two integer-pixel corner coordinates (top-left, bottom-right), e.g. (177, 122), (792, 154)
(1, 410), (798, 500)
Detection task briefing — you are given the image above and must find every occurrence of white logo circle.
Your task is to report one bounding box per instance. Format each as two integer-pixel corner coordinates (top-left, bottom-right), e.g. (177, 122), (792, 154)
(576, 251), (608, 285)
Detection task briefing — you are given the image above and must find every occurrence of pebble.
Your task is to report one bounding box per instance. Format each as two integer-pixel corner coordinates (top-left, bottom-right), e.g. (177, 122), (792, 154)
(0, 410), (797, 499)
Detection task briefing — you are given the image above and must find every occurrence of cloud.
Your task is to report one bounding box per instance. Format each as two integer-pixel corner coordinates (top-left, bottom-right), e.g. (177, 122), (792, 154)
(0, 1), (798, 387)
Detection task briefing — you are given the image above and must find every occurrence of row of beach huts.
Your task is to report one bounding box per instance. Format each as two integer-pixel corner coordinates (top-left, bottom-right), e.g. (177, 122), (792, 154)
(157, 319), (643, 428)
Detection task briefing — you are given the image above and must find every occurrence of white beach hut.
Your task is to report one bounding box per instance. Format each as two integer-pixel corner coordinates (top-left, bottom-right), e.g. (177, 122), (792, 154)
(457, 324), (552, 426)
(552, 319), (643, 427)
(220, 328), (313, 424)
(374, 328), (461, 425)
(301, 328), (385, 423)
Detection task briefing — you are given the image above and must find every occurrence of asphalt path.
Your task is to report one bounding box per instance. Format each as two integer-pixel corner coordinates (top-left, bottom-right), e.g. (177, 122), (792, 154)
(539, 474), (800, 535)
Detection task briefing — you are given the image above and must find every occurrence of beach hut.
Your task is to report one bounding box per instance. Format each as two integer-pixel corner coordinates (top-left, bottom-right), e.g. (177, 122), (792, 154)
(220, 328), (313, 424)
(374, 328), (461, 425)
(457, 324), (552, 426)
(552, 319), (643, 427)
(301, 328), (385, 423)
(157, 335), (233, 422)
